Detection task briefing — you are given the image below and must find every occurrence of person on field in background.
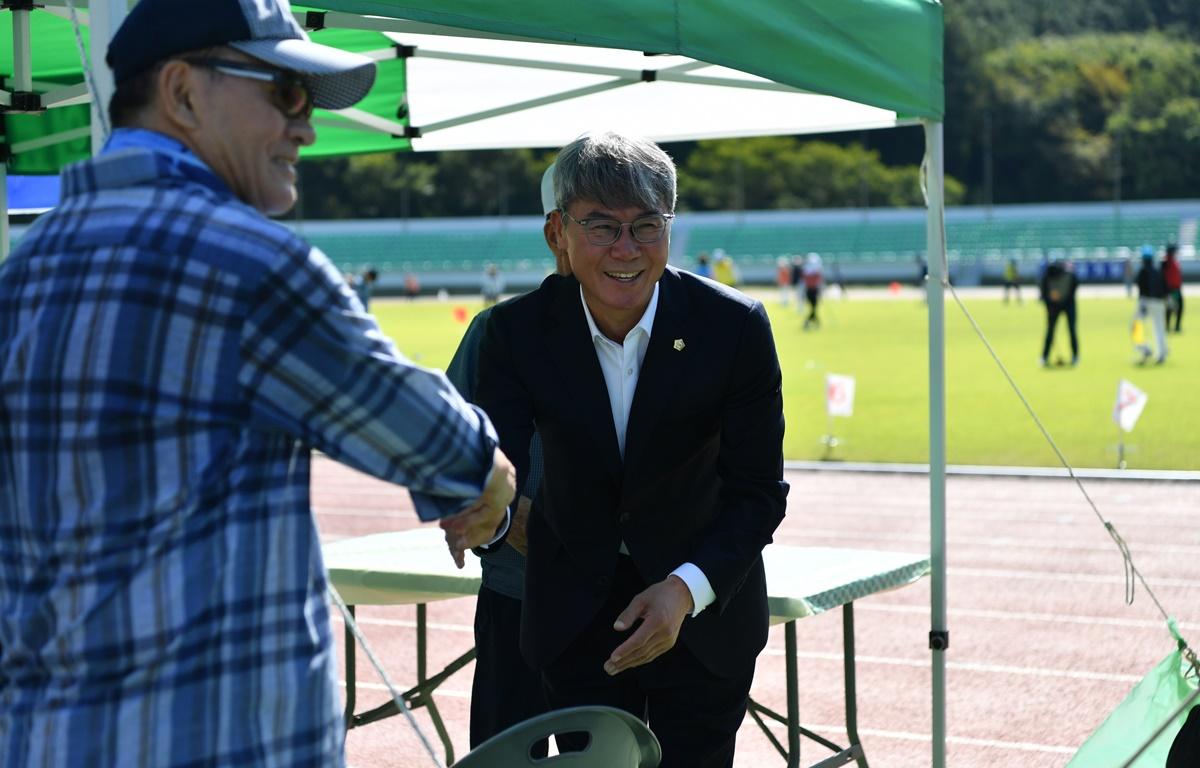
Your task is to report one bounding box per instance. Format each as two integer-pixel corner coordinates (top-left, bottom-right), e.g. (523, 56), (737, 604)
(712, 247), (740, 287)
(0, 1), (515, 765)
(481, 262), (505, 308)
(1038, 259), (1079, 367)
(1003, 257), (1022, 304)
(775, 256), (792, 306)
(447, 163), (569, 754)
(356, 265), (378, 309)
(802, 252), (824, 330)
(1163, 243), (1184, 333)
(1134, 244), (1169, 364)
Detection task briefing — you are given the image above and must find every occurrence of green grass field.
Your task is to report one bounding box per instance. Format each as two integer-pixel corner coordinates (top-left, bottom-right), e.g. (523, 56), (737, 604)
(371, 289), (1199, 470)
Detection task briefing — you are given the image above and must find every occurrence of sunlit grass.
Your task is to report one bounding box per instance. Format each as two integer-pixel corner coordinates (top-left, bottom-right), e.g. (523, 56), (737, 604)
(369, 289), (1199, 470)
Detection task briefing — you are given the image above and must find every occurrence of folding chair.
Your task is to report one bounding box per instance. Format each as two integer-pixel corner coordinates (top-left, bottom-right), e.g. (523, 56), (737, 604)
(453, 705), (661, 767)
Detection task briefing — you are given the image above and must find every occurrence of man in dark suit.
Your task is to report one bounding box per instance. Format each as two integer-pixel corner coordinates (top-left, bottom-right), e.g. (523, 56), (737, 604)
(475, 131), (788, 767)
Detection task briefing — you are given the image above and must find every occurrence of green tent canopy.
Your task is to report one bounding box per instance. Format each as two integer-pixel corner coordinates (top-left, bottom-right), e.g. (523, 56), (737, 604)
(2, 0), (942, 173)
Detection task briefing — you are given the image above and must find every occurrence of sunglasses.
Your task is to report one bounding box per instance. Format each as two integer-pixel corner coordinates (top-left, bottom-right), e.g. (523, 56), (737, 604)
(182, 57), (314, 119)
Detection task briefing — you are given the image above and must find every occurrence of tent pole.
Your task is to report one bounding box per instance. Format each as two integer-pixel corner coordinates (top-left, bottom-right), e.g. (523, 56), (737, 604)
(923, 120), (948, 768)
(1, 163), (9, 261)
(86, 0), (127, 154)
(12, 7), (33, 92)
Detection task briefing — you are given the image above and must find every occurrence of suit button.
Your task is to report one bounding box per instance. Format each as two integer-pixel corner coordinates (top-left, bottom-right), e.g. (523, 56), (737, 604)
(596, 576), (610, 587)
(619, 512), (631, 523)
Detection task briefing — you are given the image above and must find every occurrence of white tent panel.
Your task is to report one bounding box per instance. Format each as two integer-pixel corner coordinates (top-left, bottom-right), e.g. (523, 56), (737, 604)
(389, 33), (906, 151)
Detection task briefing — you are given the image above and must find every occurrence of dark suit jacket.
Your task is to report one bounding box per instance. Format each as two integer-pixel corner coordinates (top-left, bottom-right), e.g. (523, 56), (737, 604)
(475, 266), (789, 678)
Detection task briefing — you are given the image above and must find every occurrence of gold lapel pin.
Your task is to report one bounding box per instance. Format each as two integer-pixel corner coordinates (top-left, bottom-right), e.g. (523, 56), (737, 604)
(673, 338), (686, 352)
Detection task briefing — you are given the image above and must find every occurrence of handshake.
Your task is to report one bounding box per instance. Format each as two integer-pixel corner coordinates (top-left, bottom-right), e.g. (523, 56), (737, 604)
(439, 447), (517, 569)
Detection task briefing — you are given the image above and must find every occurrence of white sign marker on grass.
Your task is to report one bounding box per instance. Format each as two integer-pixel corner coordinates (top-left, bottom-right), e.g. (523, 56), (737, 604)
(826, 373), (856, 417)
(1112, 379), (1148, 433)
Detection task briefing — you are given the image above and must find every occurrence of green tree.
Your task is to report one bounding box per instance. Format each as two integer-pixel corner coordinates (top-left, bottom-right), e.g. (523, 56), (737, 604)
(984, 32), (1200, 202)
(678, 137), (963, 211)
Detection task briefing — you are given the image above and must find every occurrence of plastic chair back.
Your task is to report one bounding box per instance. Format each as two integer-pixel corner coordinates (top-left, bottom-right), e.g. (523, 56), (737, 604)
(453, 705), (661, 767)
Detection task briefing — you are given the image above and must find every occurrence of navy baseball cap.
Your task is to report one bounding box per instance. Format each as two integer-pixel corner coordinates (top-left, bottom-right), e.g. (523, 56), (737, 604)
(107, 0), (376, 110)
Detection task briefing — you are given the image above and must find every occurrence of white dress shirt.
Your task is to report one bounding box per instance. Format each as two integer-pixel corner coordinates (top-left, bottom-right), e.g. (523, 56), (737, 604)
(579, 285), (716, 617)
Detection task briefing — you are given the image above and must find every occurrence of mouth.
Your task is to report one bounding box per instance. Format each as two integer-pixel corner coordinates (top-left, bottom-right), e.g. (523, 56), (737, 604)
(605, 270), (643, 282)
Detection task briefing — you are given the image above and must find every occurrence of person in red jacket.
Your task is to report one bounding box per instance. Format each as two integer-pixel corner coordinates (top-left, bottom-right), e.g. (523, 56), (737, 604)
(1163, 243), (1184, 333)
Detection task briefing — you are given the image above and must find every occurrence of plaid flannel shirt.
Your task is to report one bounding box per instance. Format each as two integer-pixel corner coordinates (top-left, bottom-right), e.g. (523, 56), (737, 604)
(0, 130), (497, 767)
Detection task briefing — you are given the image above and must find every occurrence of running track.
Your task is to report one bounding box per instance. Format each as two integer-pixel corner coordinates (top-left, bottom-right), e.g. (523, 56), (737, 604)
(313, 456), (1200, 767)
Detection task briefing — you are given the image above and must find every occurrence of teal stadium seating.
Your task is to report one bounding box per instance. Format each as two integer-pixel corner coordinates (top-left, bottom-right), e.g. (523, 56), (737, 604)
(12, 201), (1194, 292)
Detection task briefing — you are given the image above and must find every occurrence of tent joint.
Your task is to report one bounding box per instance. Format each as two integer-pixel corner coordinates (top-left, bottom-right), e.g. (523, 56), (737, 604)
(393, 43), (415, 59)
(641, 69), (657, 83)
(404, 125), (422, 139)
(1, 0), (36, 10)
(303, 11), (325, 31)
(0, 91), (43, 114)
(929, 630), (949, 651)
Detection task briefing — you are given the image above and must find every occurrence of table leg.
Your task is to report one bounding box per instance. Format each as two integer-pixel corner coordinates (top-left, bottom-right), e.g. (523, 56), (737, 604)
(842, 603), (869, 768)
(417, 603), (456, 765)
(786, 620), (800, 768)
(344, 605), (356, 730)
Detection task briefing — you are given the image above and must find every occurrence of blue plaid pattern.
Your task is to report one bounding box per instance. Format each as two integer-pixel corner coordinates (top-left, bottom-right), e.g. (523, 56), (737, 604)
(0, 131), (498, 767)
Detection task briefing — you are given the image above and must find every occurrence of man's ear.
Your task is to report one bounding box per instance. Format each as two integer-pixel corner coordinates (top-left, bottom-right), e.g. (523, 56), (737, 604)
(155, 60), (202, 132)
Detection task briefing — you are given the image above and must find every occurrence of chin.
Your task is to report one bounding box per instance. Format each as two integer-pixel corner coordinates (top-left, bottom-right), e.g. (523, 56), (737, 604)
(260, 189), (298, 217)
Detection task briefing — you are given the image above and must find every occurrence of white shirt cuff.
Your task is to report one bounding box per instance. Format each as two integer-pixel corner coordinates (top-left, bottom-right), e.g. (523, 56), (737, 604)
(670, 562), (716, 617)
(480, 506), (512, 549)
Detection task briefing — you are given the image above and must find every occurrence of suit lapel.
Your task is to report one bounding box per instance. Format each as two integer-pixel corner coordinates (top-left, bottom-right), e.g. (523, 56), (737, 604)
(623, 268), (689, 486)
(543, 276), (624, 486)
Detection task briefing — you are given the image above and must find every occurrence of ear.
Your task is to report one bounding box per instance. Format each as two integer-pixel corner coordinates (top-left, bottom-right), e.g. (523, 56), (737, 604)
(155, 60), (203, 133)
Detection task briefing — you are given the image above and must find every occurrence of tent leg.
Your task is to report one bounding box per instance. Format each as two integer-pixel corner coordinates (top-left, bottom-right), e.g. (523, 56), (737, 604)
(923, 120), (948, 768)
(87, 0), (128, 153)
(11, 8), (33, 92)
(1, 163), (9, 262)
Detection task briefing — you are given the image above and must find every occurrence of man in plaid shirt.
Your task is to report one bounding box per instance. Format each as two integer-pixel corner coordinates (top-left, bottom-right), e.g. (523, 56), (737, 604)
(0, 0), (515, 765)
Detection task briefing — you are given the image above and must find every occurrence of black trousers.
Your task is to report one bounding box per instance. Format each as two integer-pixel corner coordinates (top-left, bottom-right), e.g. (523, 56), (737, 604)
(1167, 289), (1184, 332)
(470, 587), (549, 754)
(540, 556), (754, 768)
(1042, 301), (1078, 360)
(804, 287), (820, 326)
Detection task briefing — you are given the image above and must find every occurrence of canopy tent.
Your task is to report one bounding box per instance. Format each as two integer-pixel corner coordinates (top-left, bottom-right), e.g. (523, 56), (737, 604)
(2, 1), (939, 168)
(1, 1), (951, 764)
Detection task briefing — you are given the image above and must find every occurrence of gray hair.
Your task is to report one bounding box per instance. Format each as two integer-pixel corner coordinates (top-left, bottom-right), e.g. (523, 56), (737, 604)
(553, 131), (677, 215)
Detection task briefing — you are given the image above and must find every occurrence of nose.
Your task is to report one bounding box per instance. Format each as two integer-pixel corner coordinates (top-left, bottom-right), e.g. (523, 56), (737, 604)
(609, 224), (640, 257)
(290, 115), (317, 147)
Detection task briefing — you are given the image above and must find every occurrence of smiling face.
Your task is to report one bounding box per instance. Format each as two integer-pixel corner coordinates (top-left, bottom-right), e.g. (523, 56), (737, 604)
(183, 50), (315, 216)
(559, 199), (669, 341)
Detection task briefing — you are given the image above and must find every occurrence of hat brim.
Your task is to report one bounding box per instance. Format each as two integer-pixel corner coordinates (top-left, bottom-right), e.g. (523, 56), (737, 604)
(230, 38), (376, 111)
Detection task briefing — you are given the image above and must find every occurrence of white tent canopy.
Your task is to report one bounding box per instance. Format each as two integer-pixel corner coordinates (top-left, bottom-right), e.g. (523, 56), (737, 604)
(377, 32), (912, 151)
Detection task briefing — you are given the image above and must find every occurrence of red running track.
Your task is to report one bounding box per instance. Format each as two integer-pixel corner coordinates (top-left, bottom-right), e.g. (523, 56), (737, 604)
(312, 456), (1200, 768)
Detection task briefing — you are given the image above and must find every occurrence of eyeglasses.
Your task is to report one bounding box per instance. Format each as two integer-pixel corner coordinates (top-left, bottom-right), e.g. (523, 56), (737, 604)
(561, 210), (675, 246)
(182, 57), (313, 120)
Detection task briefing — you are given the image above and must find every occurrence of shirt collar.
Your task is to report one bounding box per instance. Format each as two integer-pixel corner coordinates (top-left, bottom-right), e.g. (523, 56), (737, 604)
(60, 127), (232, 200)
(579, 282), (660, 345)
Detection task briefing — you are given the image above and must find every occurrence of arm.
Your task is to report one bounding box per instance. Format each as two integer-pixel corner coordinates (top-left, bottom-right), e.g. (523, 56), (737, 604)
(606, 301), (788, 674)
(473, 303), (537, 542)
(689, 300), (789, 609)
(239, 247), (508, 525)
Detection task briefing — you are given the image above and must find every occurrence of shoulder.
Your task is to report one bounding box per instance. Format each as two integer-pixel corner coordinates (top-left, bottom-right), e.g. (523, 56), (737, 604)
(490, 272), (576, 324)
(664, 265), (761, 317)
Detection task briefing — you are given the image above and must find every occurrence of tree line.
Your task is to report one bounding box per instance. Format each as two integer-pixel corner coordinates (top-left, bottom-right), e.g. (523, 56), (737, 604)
(295, 0), (1200, 219)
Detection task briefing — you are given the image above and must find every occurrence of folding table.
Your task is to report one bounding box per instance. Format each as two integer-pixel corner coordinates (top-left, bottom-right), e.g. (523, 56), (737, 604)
(324, 529), (929, 767)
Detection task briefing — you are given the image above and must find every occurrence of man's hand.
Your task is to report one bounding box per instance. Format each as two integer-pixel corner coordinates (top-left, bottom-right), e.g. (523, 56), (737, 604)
(507, 495), (532, 555)
(440, 447), (516, 568)
(603, 575), (694, 676)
